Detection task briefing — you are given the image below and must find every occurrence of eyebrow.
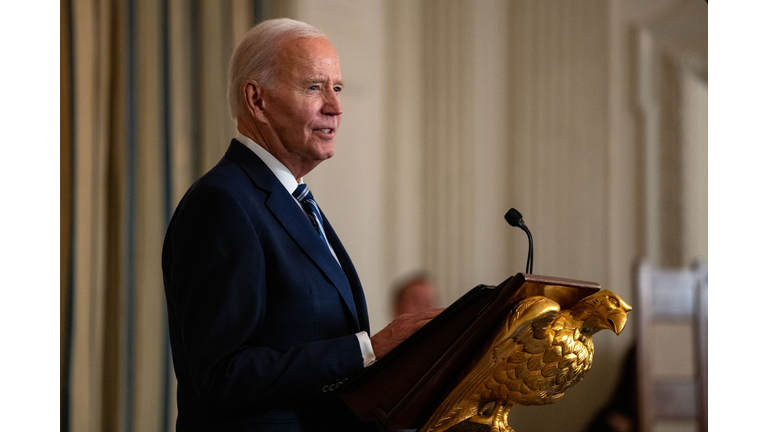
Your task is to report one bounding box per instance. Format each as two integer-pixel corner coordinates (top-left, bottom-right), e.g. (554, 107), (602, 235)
(307, 77), (344, 87)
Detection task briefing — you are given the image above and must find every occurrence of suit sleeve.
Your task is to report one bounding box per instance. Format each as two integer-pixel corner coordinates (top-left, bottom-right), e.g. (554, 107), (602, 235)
(163, 184), (365, 413)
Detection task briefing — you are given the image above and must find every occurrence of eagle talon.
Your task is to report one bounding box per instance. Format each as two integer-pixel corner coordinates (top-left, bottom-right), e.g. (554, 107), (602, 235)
(469, 401), (513, 432)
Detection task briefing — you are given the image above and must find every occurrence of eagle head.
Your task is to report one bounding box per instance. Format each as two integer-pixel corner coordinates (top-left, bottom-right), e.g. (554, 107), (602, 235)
(569, 290), (632, 336)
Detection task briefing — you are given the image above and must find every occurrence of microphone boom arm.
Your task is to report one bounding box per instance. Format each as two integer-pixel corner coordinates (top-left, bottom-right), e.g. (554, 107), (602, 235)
(504, 208), (534, 274)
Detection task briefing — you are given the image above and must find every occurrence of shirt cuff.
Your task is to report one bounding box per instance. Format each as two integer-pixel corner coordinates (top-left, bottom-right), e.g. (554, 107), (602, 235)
(355, 331), (376, 367)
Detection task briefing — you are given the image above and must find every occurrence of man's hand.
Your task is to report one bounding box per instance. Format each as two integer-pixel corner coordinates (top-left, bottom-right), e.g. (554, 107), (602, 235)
(370, 307), (445, 359)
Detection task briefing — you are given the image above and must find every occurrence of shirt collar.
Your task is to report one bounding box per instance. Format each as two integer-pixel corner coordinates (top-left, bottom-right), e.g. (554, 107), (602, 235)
(236, 132), (302, 193)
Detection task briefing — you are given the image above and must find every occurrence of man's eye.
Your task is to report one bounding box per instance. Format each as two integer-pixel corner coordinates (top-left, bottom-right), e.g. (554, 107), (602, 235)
(334, 87), (342, 93)
(309, 85), (319, 91)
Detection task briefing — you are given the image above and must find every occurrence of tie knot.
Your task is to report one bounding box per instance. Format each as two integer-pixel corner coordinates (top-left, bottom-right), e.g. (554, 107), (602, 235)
(292, 183), (312, 203)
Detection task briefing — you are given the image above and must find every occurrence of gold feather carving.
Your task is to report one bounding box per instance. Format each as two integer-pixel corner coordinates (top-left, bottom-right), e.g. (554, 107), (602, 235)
(418, 290), (631, 432)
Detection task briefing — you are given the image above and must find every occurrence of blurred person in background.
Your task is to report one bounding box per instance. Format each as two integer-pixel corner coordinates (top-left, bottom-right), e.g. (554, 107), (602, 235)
(392, 273), (439, 318)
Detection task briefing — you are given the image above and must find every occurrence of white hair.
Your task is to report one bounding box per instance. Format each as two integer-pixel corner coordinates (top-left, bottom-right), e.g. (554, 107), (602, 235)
(228, 18), (326, 121)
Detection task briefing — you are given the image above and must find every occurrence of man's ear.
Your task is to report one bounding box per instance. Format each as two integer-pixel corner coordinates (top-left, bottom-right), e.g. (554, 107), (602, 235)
(244, 80), (268, 123)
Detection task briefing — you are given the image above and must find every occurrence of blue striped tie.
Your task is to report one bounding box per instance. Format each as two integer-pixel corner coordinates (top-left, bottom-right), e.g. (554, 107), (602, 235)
(292, 184), (332, 251)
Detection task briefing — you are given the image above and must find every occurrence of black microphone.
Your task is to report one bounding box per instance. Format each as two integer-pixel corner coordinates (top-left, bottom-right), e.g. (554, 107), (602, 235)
(505, 208), (534, 274)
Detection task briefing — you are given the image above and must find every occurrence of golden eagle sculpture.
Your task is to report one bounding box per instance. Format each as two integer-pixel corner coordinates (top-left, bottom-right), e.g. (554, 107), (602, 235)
(419, 290), (632, 432)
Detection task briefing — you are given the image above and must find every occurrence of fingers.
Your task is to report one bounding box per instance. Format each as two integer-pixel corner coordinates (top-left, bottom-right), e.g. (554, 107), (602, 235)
(420, 307), (445, 319)
(410, 308), (445, 329)
(396, 307), (445, 332)
(370, 307), (446, 359)
(407, 307), (445, 326)
(396, 307), (445, 324)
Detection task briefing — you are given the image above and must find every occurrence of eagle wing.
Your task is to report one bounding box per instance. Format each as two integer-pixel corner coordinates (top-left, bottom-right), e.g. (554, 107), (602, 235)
(419, 296), (560, 432)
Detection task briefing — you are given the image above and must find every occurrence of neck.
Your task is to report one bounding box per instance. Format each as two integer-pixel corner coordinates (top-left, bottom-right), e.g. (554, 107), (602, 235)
(236, 122), (316, 181)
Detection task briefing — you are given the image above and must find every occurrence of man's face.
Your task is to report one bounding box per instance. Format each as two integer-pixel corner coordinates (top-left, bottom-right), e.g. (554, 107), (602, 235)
(260, 37), (343, 177)
(396, 282), (437, 316)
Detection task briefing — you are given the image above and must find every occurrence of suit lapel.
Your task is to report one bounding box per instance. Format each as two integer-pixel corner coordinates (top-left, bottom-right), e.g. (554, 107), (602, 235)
(225, 140), (361, 330)
(323, 215), (369, 333)
(265, 187), (361, 329)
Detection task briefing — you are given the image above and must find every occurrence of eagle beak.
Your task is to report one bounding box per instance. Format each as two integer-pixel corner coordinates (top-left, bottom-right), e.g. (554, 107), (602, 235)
(607, 311), (628, 335)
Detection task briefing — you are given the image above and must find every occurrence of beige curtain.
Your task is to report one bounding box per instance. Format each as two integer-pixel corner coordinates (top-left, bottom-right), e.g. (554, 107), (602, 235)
(60, 1), (288, 430)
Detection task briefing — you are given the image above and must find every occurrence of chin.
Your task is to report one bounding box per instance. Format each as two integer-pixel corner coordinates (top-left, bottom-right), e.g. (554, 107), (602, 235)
(316, 142), (335, 160)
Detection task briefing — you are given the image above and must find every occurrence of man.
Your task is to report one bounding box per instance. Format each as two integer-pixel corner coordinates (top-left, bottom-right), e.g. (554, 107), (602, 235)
(392, 274), (439, 318)
(162, 18), (442, 431)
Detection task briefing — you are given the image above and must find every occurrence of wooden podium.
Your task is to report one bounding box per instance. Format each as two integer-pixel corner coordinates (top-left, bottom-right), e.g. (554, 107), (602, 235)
(337, 273), (601, 431)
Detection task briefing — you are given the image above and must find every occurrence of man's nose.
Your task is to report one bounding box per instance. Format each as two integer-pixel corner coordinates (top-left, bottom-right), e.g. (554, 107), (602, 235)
(322, 90), (342, 116)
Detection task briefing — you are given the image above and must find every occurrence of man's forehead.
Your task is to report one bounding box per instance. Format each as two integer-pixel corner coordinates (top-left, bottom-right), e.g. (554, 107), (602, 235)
(276, 37), (340, 70)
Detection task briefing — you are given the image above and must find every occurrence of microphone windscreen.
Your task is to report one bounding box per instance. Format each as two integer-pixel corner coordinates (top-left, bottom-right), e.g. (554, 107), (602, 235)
(505, 208), (524, 227)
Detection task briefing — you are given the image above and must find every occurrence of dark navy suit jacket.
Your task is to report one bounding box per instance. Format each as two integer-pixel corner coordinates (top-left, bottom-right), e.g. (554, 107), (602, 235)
(162, 140), (376, 431)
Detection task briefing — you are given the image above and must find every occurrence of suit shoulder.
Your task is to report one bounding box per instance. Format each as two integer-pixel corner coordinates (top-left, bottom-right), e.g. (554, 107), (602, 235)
(184, 159), (268, 203)
(191, 157), (247, 189)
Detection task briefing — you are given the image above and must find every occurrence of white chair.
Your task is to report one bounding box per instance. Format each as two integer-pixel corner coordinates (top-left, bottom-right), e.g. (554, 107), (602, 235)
(634, 259), (707, 432)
